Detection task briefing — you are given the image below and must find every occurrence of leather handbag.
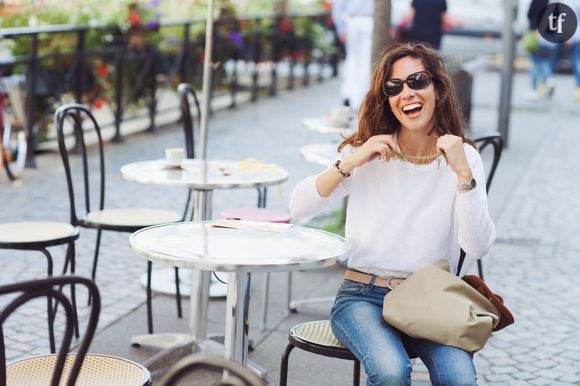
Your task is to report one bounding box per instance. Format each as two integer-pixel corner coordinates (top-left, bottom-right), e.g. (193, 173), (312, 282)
(382, 261), (514, 353)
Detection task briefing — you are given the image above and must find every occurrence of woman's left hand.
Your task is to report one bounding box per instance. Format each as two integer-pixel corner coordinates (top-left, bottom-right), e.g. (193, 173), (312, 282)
(436, 134), (472, 182)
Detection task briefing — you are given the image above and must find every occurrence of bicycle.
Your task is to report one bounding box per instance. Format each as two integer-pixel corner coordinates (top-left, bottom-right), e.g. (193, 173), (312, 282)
(0, 75), (27, 182)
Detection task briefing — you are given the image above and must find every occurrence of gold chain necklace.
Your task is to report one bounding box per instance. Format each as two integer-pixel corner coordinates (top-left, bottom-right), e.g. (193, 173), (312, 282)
(389, 148), (444, 165)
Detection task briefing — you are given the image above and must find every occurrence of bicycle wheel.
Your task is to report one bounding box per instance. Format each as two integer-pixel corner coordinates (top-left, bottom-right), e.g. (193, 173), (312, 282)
(2, 122), (27, 181)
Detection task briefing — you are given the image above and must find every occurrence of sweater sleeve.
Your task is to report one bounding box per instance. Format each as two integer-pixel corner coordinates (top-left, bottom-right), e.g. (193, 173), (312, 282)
(289, 165), (351, 219)
(455, 147), (497, 259)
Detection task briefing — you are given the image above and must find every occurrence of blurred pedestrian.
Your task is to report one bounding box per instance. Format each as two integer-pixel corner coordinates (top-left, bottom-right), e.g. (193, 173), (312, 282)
(404, 0), (461, 51)
(525, 0), (558, 101)
(331, 0), (374, 112)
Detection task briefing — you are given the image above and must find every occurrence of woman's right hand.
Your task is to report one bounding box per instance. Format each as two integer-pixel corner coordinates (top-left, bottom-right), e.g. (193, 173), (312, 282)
(342, 134), (397, 172)
(315, 135), (396, 198)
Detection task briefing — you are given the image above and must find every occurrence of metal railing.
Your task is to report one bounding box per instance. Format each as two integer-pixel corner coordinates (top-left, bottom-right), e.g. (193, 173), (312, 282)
(0, 11), (340, 166)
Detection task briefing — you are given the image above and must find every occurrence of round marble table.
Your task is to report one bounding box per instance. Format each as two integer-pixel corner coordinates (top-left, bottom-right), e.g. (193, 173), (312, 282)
(301, 116), (355, 136)
(299, 142), (339, 167)
(121, 158), (288, 191)
(121, 158), (288, 338)
(130, 221), (350, 365)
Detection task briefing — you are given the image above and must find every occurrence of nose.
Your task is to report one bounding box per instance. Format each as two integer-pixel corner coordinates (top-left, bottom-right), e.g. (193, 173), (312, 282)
(400, 82), (415, 99)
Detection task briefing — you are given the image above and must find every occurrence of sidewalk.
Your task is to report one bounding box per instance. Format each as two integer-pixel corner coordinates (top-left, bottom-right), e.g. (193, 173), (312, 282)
(1, 64), (580, 385)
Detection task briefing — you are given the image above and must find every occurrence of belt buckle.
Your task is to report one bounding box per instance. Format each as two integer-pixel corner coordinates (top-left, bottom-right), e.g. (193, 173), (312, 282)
(386, 276), (404, 290)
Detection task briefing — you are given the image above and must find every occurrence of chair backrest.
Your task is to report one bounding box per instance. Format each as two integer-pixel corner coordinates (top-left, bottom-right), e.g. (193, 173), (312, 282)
(473, 133), (503, 194)
(54, 103), (106, 226)
(177, 83), (201, 159)
(457, 133), (504, 275)
(159, 355), (268, 386)
(0, 275), (100, 386)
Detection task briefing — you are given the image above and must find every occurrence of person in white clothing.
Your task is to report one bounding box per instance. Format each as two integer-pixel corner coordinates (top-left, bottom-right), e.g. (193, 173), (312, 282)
(331, 0), (374, 111)
(289, 42), (495, 386)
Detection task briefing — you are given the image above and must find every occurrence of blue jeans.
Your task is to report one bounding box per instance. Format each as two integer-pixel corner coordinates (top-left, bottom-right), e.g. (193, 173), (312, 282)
(529, 44), (557, 90)
(330, 280), (478, 386)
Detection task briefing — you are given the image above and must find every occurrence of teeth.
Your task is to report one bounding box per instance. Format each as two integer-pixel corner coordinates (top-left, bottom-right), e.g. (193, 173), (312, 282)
(403, 103), (422, 112)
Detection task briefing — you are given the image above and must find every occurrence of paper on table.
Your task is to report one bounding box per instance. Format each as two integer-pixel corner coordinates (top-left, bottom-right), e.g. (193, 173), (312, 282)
(212, 219), (292, 233)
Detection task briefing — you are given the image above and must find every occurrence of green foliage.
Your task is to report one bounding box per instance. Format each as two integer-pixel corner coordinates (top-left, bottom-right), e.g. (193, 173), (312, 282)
(321, 209), (345, 237)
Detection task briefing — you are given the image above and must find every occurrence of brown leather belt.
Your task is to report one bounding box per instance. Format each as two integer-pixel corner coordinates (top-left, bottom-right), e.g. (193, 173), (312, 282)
(344, 269), (406, 290)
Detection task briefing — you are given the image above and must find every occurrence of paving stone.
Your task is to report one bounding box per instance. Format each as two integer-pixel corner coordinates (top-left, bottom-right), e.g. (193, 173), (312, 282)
(490, 365), (519, 374)
(484, 374), (514, 383)
(559, 374), (580, 384)
(529, 378), (559, 386)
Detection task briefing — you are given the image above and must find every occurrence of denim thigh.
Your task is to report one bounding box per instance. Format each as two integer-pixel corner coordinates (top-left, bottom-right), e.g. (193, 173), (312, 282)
(330, 280), (478, 386)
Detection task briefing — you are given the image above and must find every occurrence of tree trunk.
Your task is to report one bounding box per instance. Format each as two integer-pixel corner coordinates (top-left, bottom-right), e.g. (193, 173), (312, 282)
(371, 0), (392, 71)
(276, 0), (288, 14)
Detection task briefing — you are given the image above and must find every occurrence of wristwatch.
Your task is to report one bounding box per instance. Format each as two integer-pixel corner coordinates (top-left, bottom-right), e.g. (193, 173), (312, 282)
(457, 177), (476, 192)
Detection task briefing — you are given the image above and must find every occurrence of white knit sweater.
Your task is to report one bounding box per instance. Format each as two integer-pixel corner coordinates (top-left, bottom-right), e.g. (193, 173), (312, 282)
(289, 143), (496, 276)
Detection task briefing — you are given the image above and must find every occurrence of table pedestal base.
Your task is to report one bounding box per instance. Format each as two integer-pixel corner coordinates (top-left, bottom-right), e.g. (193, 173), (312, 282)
(137, 335), (267, 378)
(131, 332), (191, 350)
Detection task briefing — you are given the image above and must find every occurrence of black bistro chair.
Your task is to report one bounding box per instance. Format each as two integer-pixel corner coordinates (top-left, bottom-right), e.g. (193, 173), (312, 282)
(0, 221), (79, 352)
(472, 133), (503, 279)
(159, 355), (267, 386)
(0, 275), (151, 386)
(279, 133), (504, 385)
(54, 103), (183, 333)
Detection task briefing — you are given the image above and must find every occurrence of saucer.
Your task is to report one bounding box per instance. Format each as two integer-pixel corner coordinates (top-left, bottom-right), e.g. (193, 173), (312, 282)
(162, 162), (182, 169)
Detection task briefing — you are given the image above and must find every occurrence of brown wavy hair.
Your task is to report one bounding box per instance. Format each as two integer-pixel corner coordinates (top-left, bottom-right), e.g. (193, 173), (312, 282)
(339, 42), (473, 151)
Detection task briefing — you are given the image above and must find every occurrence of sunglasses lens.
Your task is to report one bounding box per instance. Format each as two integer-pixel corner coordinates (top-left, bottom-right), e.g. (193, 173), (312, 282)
(385, 80), (402, 96)
(408, 72), (431, 90)
(384, 72), (432, 97)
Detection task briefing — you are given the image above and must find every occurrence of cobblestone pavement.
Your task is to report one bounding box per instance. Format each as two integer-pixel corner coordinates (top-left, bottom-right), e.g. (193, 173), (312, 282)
(1, 66), (580, 385)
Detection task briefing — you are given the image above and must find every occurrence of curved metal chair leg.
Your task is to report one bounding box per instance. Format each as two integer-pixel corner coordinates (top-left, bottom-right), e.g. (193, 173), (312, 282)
(87, 229), (103, 307)
(279, 343), (295, 386)
(147, 260), (154, 334)
(38, 248), (55, 353)
(174, 267), (183, 318)
(91, 229), (103, 281)
(353, 360), (361, 386)
(477, 259), (484, 280)
(66, 241), (79, 338)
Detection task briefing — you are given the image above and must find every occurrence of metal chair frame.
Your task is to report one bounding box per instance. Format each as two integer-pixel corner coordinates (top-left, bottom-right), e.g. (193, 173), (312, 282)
(280, 321), (360, 386)
(0, 276), (98, 386)
(0, 225), (79, 352)
(472, 133), (504, 279)
(54, 103), (183, 334)
(0, 275), (152, 386)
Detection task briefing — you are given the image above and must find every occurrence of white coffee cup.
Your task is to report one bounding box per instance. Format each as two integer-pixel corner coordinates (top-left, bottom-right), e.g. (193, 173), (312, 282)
(329, 106), (351, 124)
(165, 148), (184, 167)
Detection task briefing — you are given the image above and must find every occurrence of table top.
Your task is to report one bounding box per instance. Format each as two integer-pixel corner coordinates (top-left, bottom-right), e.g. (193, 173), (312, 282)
(130, 221), (350, 272)
(120, 158), (289, 190)
(299, 142), (339, 167)
(301, 117), (355, 136)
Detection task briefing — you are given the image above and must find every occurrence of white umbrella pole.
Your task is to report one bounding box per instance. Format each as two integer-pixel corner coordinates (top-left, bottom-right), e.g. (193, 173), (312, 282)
(199, 0), (215, 159)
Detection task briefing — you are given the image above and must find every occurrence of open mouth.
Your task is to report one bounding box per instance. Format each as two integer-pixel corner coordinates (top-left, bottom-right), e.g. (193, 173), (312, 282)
(402, 103), (423, 116)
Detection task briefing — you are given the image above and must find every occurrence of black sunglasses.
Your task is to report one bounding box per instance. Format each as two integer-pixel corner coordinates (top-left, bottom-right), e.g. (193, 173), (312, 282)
(383, 71), (433, 97)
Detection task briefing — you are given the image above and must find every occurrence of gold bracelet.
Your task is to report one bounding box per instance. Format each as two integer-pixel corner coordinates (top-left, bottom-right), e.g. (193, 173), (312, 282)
(334, 160), (351, 178)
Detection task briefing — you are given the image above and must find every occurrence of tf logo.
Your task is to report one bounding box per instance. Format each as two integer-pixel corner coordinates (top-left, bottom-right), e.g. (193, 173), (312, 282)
(538, 2), (578, 43)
